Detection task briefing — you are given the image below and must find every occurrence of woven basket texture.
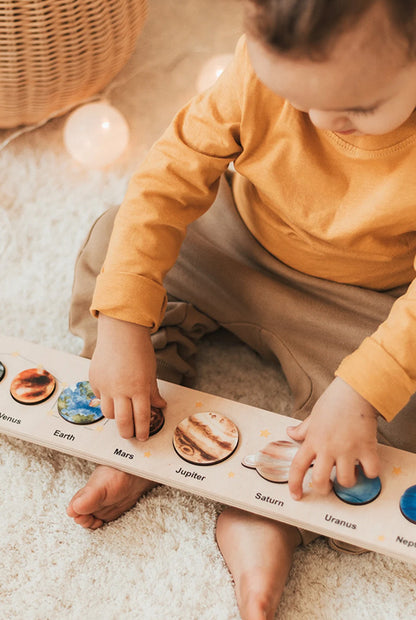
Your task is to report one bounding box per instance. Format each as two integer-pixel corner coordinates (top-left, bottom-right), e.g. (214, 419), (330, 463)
(0, 0), (147, 128)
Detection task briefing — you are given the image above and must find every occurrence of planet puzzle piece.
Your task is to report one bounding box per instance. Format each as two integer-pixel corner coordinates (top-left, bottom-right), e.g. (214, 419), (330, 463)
(400, 484), (416, 525)
(242, 440), (299, 483)
(333, 464), (382, 505)
(58, 381), (104, 425)
(173, 411), (239, 465)
(10, 367), (56, 405)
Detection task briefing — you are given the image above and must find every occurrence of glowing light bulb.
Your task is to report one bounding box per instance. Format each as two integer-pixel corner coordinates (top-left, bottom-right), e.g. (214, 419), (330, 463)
(196, 54), (234, 93)
(63, 102), (130, 168)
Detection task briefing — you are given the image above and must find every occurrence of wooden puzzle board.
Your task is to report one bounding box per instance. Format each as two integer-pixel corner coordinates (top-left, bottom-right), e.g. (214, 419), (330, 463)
(0, 334), (415, 565)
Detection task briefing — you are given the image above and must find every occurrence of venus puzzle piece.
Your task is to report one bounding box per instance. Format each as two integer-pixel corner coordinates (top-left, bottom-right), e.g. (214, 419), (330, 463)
(10, 367), (56, 405)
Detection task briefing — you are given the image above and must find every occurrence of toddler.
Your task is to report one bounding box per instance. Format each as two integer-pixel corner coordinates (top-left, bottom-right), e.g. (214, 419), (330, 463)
(68, 1), (416, 618)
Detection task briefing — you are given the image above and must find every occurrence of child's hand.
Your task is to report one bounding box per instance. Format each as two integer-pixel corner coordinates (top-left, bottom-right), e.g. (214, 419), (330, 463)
(287, 377), (380, 500)
(89, 314), (166, 441)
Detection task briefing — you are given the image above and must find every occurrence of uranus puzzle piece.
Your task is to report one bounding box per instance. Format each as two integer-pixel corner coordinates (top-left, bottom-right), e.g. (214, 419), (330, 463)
(333, 464), (381, 505)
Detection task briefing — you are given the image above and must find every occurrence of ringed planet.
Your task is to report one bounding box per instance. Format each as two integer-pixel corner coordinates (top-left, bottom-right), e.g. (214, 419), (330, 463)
(242, 440), (299, 483)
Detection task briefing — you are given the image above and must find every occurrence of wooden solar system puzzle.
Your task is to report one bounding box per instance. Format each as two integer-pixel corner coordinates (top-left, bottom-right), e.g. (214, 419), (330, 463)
(0, 334), (415, 564)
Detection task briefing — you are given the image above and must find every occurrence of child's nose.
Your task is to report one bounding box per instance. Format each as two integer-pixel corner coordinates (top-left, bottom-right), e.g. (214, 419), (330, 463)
(308, 109), (351, 132)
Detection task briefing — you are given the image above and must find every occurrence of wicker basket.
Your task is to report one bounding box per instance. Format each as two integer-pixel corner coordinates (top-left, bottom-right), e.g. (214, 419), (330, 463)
(0, 0), (147, 128)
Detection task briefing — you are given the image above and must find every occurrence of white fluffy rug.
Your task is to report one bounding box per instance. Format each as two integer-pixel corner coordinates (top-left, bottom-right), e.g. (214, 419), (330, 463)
(0, 1), (415, 618)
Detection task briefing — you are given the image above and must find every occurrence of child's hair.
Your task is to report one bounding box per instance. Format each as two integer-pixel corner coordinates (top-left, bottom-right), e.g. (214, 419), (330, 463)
(244, 0), (416, 59)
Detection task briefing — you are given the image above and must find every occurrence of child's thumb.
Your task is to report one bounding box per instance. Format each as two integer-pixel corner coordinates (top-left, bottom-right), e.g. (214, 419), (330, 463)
(151, 384), (167, 409)
(286, 416), (310, 442)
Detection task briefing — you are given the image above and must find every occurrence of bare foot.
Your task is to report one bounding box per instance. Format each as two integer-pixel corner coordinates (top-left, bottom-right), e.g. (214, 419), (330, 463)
(215, 507), (301, 620)
(67, 465), (157, 529)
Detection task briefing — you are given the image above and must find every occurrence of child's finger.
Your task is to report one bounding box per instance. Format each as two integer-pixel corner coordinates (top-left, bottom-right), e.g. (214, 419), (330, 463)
(333, 455), (358, 488)
(360, 450), (380, 479)
(114, 395), (135, 439)
(88, 379), (101, 400)
(288, 446), (315, 499)
(309, 453), (334, 495)
(151, 383), (167, 409)
(286, 416), (310, 442)
(100, 394), (115, 419)
(132, 393), (151, 441)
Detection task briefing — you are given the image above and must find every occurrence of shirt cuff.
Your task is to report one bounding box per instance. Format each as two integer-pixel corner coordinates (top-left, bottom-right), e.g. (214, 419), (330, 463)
(90, 272), (167, 332)
(335, 337), (416, 422)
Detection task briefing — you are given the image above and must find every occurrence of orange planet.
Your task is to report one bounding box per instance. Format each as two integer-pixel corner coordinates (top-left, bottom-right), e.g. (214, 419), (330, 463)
(10, 367), (56, 405)
(173, 411), (239, 465)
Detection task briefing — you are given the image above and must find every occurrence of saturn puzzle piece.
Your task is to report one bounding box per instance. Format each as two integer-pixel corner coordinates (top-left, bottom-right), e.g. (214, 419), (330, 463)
(242, 440), (299, 482)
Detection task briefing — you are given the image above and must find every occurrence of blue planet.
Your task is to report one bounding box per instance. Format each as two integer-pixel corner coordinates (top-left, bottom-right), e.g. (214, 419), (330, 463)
(399, 485), (416, 525)
(0, 361), (4, 382)
(333, 465), (382, 505)
(58, 381), (103, 425)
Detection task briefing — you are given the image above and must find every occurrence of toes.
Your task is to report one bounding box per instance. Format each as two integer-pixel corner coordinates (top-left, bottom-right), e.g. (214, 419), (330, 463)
(73, 513), (104, 529)
(66, 466), (154, 531)
(69, 484), (107, 517)
(67, 484), (107, 530)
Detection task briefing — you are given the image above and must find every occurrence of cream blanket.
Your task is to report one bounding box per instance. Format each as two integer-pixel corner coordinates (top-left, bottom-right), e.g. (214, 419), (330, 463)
(0, 1), (414, 617)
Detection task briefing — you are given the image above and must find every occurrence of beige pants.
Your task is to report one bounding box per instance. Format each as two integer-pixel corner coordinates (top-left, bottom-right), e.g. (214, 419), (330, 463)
(69, 175), (416, 545)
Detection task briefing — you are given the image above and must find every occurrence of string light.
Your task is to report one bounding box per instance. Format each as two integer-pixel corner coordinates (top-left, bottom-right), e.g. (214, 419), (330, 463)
(196, 54), (233, 93)
(63, 101), (130, 168)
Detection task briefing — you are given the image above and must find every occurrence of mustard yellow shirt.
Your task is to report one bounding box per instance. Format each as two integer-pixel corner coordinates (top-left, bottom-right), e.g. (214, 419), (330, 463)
(92, 36), (416, 422)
